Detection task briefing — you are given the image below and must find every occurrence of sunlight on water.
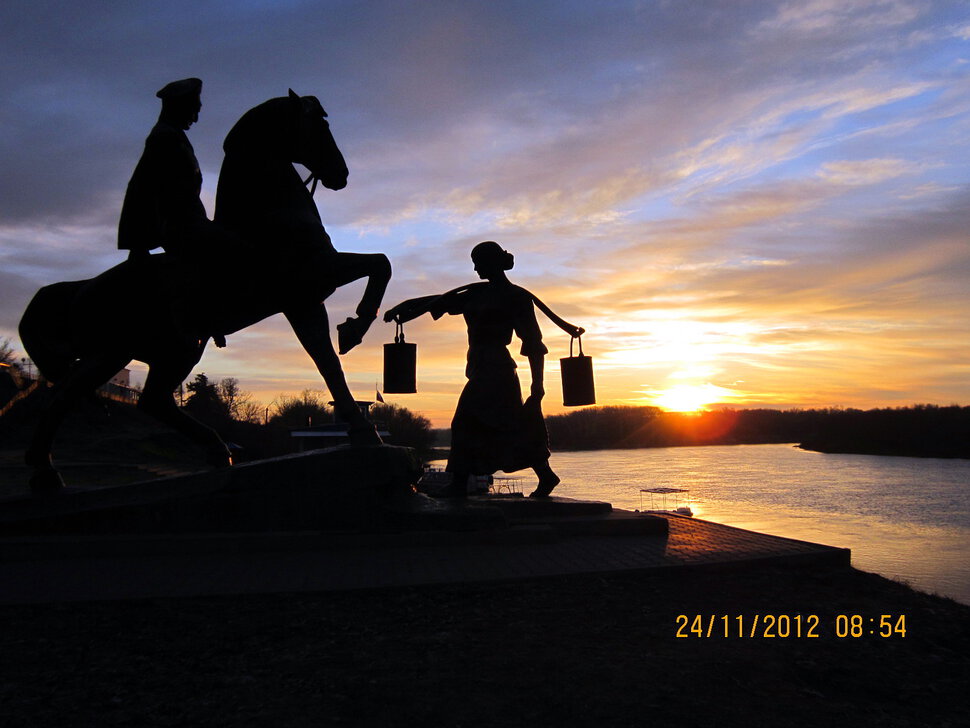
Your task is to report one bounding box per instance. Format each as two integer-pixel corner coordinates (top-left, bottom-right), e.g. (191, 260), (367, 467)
(438, 444), (970, 604)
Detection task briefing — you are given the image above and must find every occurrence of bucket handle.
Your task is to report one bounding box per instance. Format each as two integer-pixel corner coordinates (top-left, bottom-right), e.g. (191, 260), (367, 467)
(394, 320), (407, 344)
(569, 334), (585, 358)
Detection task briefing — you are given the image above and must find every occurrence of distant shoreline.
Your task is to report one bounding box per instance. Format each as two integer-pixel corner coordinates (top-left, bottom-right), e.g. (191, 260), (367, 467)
(539, 440), (970, 460)
(541, 405), (970, 459)
(797, 442), (970, 460)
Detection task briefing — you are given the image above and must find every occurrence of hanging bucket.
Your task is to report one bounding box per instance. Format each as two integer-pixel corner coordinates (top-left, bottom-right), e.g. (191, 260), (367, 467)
(560, 335), (595, 406)
(383, 321), (417, 393)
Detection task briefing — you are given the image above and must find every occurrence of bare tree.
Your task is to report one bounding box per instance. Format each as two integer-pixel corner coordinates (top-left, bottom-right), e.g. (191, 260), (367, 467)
(0, 338), (22, 373)
(236, 399), (264, 424)
(218, 377), (239, 414)
(270, 390), (332, 428)
(1, 338), (25, 407)
(218, 377), (262, 423)
(218, 377), (243, 420)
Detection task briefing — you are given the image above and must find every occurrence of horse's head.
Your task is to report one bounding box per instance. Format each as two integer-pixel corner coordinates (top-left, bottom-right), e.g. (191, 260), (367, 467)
(222, 91), (349, 191)
(287, 89), (348, 191)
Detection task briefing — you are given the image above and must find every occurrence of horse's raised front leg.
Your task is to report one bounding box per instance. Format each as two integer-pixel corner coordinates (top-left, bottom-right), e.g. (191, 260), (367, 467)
(138, 353), (232, 468)
(285, 303), (382, 446)
(332, 252), (391, 354)
(26, 353), (132, 494)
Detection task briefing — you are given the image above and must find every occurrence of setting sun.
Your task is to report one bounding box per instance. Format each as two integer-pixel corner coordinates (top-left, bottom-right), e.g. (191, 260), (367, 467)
(650, 384), (730, 413)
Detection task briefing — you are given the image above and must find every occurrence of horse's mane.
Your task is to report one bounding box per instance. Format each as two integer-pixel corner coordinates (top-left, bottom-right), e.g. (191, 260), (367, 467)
(223, 94), (326, 157)
(223, 97), (291, 156)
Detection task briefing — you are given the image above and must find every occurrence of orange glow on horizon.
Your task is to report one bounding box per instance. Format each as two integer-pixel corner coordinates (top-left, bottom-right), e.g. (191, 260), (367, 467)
(648, 383), (733, 413)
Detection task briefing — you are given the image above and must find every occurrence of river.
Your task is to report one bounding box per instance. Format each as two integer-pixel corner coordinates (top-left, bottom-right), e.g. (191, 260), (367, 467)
(441, 444), (970, 605)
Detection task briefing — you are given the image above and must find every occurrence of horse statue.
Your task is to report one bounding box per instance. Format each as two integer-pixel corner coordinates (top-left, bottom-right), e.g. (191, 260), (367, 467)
(18, 90), (390, 494)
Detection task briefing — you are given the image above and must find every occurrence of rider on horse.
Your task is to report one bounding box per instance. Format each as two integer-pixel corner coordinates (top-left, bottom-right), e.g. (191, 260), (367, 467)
(118, 78), (235, 346)
(119, 78), (235, 259)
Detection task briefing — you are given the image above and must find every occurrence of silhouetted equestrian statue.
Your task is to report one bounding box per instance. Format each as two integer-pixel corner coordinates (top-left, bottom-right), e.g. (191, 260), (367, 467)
(19, 88), (390, 493)
(384, 241), (584, 499)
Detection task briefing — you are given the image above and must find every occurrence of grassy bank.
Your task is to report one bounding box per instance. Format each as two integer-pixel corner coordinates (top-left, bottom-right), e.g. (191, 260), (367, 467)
(2, 564), (966, 727)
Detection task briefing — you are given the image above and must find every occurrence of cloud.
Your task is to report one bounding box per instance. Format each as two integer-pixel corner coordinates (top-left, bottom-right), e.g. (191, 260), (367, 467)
(817, 158), (914, 185)
(758, 0), (922, 34)
(2, 0), (969, 423)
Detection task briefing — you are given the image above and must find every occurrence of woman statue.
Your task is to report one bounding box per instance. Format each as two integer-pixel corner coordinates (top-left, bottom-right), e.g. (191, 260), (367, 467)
(384, 241), (581, 498)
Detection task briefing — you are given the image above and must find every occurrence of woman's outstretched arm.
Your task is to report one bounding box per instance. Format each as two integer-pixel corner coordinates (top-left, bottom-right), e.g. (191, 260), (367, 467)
(382, 294), (442, 324)
(383, 285), (476, 323)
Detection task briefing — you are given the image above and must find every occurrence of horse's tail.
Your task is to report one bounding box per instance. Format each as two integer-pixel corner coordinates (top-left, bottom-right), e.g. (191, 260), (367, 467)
(18, 281), (84, 384)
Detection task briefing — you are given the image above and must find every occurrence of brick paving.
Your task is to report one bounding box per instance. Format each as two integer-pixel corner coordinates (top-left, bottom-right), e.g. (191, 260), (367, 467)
(0, 513), (849, 605)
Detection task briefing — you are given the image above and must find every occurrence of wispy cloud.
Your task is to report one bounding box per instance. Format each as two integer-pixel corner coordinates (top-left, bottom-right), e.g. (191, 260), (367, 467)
(1, 0), (969, 424)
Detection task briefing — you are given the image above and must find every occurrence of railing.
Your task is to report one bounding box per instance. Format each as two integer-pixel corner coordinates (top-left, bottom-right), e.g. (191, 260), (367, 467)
(97, 380), (139, 404)
(0, 369), (140, 415)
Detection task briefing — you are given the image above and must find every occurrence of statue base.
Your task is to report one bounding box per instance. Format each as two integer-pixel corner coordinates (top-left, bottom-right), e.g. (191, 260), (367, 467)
(0, 446), (507, 536)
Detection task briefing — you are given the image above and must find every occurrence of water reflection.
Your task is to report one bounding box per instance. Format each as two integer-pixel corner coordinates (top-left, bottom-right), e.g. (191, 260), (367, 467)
(436, 444), (970, 604)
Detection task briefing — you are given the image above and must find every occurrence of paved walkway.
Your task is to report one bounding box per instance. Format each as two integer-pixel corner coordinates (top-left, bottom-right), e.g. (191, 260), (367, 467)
(0, 514), (849, 605)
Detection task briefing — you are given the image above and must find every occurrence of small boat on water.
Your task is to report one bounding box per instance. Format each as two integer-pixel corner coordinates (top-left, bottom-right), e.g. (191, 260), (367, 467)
(639, 486), (693, 516)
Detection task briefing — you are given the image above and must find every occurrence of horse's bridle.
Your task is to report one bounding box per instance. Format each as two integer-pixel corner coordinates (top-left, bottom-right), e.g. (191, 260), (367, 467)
(298, 97), (328, 197)
(303, 171), (319, 196)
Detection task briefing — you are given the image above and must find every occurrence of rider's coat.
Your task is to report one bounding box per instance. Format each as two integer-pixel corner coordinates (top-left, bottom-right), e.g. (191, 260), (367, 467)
(118, 120), (210, 255)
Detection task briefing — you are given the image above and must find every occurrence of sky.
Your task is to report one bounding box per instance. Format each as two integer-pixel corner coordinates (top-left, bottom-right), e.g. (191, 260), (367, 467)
(1, 0), (969, 426)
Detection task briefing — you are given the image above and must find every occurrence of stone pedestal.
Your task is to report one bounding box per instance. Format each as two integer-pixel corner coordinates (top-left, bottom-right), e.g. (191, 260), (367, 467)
(0, 445), (505, 535)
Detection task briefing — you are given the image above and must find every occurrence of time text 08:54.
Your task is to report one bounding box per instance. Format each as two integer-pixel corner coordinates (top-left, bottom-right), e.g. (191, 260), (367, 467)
(674, 614), (907, 638)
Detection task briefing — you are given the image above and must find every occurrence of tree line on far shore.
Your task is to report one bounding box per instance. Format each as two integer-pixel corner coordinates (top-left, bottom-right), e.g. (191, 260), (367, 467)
(4, 336), (968, 461)
(544, 404), (970, 459)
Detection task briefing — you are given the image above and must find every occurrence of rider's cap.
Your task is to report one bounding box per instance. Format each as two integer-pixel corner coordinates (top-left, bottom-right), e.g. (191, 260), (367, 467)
(156, 78), (202, 100)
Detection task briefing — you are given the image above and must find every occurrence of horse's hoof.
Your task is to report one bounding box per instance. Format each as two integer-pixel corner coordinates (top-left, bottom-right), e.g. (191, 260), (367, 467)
(337, 317), (369, 354)
(348, 424), (382, 447)
(30, 468), (66, 496)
